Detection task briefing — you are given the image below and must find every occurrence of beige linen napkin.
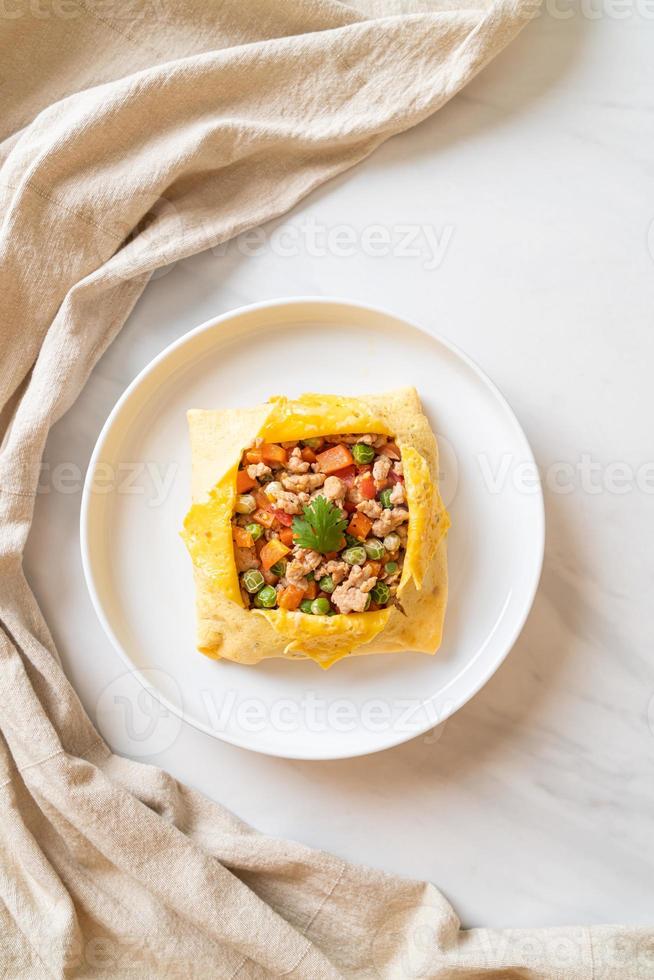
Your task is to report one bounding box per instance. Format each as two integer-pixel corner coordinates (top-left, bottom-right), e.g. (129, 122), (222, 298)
(0, 2), (650, 977)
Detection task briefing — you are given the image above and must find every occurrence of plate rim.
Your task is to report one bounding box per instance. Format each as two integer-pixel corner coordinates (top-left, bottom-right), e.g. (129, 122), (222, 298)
(80, 295), (545, 760)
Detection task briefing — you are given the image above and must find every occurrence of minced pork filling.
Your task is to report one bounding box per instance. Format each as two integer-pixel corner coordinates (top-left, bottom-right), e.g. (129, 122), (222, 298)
(231, 434), (409, 615)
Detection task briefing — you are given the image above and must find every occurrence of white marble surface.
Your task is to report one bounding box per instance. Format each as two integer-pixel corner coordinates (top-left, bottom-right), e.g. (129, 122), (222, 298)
(24, 7), (654, 929)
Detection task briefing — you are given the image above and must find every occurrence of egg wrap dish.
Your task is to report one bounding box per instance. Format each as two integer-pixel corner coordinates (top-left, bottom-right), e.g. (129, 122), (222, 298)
(181, 387), (449, 669)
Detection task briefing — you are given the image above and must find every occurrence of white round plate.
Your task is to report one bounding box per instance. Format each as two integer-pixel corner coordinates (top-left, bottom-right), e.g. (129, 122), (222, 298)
(81, 298), (544, 760)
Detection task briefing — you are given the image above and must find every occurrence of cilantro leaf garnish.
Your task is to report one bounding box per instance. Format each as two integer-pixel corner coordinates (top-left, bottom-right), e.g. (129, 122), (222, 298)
(291, 496), (348, 554)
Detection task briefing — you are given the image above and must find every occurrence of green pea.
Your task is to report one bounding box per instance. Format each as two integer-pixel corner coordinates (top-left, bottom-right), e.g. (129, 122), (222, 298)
(245, 522), (263, 542)
(254, 585), (277, 608)
(300, 599), (314, 614)
(383, 532), (401, 552)
(384, 561), (399, 575)
(364, 538), (385, 560)
(318, 575), (335, 594)
(235, 493), (256, 514)
(379, 488), (393, 509)
(311, 597), (331, 616)
(242, 569), (264, 593)
(327, 609), (338, 616)
(363, 594), (372, 611)
(343, 545), (367, 566)
(370, 582), (391, 605)
(306, 571), (315, 581)
(269, 559), (287, 577)
(301, 438), (322, 449)
(352, 443), (375, 464)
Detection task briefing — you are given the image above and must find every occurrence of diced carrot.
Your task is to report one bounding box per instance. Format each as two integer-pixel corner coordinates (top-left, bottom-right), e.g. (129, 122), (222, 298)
(305, 580), (318, 600)
(232, 526), (254, 548)
(324, 550), (340, 561)
(245, 448), (263, 464)
(315, 444), (354, 474)
(360, 473), (376, 500)
(260, 538), (291, 571)
(347, 511), (372, 541)
(278, 585), (304, 610)
(380, 442), (401, 460)
(236, 469), (257, 493)
(367, 561), (382, 577)
(261, 443), (287, 466)
(301, 447), (317, 463)
(252, 508), (275, 528)
(279, 527), (295, 547)
(271, 508), (293, 527)
(254, 488), (271, 510)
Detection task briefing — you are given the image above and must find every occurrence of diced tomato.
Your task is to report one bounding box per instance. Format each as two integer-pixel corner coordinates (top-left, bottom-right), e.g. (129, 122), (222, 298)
(279, 527), (295, 547)
(245, 448), (263, 465)
(301, 447), (317, 463)
(271, 509), (293, 527)
(232, 526), (253, 548)
(278, 585), (304, 610)
(252, 508), (275, 529)
(347, 511), (372, 541)
(259, 538), (291, 571)
(329, 464), (357, 488)
(261, 443), (287, 466)
(236, 469), (257, 493)
(360, 473), (376, 500)
(343, 500), (357, 513)
(305, 580), (318, 600)
(380, 442), (401, 460)
(315, 444), (354, 474)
